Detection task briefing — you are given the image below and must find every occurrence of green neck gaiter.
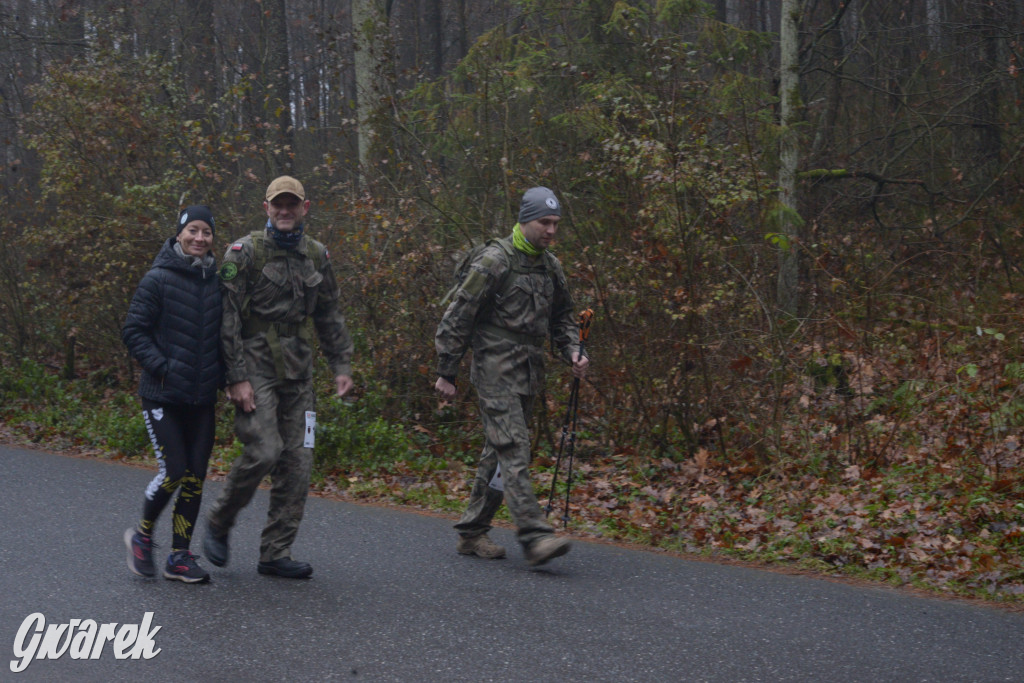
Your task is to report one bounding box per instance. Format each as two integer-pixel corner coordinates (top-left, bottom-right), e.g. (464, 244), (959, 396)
(512, 222), (543, 256)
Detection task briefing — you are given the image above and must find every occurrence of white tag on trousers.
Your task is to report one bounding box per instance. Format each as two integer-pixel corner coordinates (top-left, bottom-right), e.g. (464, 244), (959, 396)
(304, 411), (316, 448)
(488, 463), (504, 492)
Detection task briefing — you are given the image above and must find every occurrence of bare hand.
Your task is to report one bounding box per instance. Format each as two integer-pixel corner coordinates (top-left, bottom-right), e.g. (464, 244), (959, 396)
(571, 351), (590, 380)
(434, 376), (457, 400)
(335, 375), (354, 397)
(227, 380), (256, 413)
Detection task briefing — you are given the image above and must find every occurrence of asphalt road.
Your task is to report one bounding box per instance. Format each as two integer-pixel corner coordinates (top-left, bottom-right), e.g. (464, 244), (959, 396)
(1, 444), (1022, 682)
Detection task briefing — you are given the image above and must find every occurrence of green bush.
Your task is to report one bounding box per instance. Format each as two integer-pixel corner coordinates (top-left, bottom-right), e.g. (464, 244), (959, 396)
(314, 382), (416, 472)
(0, 359), (148, 456)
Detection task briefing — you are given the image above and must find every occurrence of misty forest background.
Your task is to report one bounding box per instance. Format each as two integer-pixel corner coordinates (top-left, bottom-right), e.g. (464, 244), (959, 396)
(4, 0), (1024, 601)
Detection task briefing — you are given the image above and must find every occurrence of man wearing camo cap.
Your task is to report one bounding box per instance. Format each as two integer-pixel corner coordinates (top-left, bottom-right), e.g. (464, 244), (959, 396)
(434, 186), (590, 567)
(204, 176), (354, 579)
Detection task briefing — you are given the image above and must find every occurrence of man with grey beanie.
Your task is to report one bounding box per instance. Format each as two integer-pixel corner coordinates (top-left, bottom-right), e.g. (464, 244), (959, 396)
(434, 186), (590, 566)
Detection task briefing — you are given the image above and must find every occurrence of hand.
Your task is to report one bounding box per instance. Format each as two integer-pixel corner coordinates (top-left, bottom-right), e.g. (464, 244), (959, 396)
(335, 375), (354, 398)
(226, 380), (256, 413)
(434, 376), (457, 400)
(571, 351), (590, 380)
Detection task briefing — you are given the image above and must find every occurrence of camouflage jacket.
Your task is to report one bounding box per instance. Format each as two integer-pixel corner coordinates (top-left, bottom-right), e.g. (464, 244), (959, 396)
(219, 229), (353, 383)
(434, 236), (579, 395)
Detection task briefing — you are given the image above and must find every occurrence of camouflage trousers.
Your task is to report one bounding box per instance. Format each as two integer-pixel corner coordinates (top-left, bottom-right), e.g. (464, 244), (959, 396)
(454, 392), (554, 546)
(207, 375), (314, 562)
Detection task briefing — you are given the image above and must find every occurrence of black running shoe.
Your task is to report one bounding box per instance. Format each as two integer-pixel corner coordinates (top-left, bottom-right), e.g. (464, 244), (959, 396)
(124, 528), (156, 577)
(163, 550), (211, 584)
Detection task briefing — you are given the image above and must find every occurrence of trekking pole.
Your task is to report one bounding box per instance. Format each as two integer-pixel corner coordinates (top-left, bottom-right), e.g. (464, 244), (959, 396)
(559, 309), (593, 526)
(545, 379), (578, 516)
(545, 309), (594, 527)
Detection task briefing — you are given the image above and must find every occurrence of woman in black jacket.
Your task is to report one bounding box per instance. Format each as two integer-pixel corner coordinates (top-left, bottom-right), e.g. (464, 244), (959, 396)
(122, 205), (224, 583)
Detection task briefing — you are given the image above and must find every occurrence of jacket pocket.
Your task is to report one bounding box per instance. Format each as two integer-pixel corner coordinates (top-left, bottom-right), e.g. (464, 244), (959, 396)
(251, 261), (290, 309)
(497, 273), (552, 326)
(303, 269), (323, 316)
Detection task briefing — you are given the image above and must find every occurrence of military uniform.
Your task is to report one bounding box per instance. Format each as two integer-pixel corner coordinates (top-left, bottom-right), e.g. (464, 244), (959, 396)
(209, 229), (353, 563)
(435, 236), (579, 547)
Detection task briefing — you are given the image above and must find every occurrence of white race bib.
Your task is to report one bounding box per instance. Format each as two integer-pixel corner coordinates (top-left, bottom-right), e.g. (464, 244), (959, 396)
(488, 463), (504, 492)
(304, 411), (316, 448)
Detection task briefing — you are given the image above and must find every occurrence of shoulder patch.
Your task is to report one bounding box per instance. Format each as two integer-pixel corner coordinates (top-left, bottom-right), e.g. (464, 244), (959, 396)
(461, 268), (488, 297)
(219, 262), (239, 281)
(231, 242), (244, 251)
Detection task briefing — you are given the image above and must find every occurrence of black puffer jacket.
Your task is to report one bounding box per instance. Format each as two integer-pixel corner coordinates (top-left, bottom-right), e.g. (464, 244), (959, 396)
(122, 238), (224, 405)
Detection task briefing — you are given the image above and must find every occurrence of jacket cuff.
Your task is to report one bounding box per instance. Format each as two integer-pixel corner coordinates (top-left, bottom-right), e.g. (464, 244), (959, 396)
(226, 368), (248, 385)
(436, 359), (460, 379)
(330, 362), (353, 378)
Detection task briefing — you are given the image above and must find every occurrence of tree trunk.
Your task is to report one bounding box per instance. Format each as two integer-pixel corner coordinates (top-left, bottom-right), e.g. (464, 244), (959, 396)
(183, 0), (217, 120)
(262, 0), (295, 176)
(777, 0), (801, 317)
(810, 0), (851, 163)
(925, 0), (943, 53)
(424, 0), (443, 78)
(55, 0), (86, 61)
(352, 0), (389, 176)
(454, 0), (468, 62)
(714, 0), (741, 24)
(971, 2), (1002, 185)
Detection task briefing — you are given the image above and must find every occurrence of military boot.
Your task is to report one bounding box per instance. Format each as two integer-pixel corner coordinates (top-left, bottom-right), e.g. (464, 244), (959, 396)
(203, 521), (230, 567)
(524, 535), (571, 566)
(456, 533), (507, 559)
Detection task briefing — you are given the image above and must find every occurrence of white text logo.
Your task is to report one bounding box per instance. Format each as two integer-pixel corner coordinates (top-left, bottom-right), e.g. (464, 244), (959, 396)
(10, 612), (161, 673)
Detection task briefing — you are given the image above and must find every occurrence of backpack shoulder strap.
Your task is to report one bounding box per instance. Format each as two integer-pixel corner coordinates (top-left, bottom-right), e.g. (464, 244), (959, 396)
(241, 231), (268, 318)
(306, 237), (325, 271)
(249, 230), (267, 273)
(491, 236), (516, 258)
(542, 249), (562, 287)
(494, 236), (551, 284)
(490, 237), (520, 296)
(439, 238), (509, 307)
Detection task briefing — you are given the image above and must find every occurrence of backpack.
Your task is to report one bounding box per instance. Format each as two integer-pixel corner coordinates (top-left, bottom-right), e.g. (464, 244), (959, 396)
(439, 236), (553, 307)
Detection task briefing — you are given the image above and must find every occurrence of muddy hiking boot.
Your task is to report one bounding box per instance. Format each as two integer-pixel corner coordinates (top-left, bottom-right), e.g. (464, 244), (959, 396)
(524, 535), (571, 566)
(456, 533), (507, 559)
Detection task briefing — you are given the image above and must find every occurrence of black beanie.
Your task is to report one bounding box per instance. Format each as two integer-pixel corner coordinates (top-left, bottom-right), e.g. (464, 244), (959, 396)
(177, 205), (215, 235)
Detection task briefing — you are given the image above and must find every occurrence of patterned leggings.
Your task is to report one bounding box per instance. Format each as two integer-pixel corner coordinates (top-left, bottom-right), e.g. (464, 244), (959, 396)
(138, 399), (216, 551)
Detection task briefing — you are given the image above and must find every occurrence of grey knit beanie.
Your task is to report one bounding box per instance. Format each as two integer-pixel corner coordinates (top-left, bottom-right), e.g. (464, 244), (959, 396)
(518, 187), (561, 224)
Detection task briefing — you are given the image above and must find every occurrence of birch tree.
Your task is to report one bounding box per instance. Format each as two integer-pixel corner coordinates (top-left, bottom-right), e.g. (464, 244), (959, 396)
(352, 0), (390, 173)
(777, 0), (801, 316)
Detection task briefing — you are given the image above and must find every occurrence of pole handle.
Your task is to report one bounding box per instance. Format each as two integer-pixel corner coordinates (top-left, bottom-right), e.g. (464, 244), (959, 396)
(578, 308), (594, 344)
